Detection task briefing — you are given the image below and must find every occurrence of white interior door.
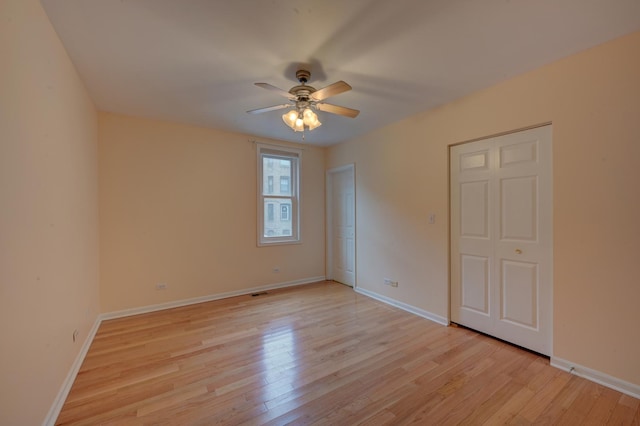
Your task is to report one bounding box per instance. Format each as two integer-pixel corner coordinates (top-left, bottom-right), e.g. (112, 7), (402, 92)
(451, 126), (553, 355)
(328, 166), (355, 287)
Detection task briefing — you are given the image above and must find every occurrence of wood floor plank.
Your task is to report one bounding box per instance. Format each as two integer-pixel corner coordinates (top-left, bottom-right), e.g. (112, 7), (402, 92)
(583, 386), (625, 425)
(608, 394), (640, 425)
(555, 380), (603, 424)
(518, 367), (572, 423)
(55, 281), (639, 425)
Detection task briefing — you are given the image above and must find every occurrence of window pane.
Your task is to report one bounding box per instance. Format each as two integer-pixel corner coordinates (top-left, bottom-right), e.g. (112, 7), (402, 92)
(264, 198), (292, 237)
(263, 157), (291, 196)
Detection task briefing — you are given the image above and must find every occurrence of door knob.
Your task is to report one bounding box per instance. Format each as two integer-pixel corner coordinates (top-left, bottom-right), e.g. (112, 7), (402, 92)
(515, 249), (522, 254)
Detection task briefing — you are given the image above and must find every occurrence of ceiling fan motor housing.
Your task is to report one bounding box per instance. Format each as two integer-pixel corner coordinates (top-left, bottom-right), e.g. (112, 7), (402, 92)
(289, 70), (317, 106)
(295, 69), (311, 83)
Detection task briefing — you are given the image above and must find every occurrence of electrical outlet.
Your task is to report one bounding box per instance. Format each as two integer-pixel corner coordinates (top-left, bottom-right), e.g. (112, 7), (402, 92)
(156, 283), (167, 290)
(272, 267), (280, 273)
(429, 212), (436, 224)
(384, 279), (399, 287)
(72, 329), (79, 343)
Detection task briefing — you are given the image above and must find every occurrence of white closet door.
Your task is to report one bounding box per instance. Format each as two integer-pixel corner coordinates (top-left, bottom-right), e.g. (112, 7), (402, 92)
(331, 167), (355, 287)
(451, 126), (553, 355)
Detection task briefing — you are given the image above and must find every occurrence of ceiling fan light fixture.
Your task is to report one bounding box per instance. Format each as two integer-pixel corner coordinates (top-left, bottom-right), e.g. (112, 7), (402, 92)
(282, 108), (321, 132)
(302, 108), (322, 130)
(282, 109), (299, 129)
(306, 120), (321, 131)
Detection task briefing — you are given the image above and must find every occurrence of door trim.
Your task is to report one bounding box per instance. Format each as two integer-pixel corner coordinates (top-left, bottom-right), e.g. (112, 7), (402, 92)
(326, 164), (356, 288)
(449, 122), (552, 148)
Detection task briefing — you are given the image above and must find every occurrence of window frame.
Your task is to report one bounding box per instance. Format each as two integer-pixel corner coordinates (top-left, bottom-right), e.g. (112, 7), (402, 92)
(257, 144), (301, 246)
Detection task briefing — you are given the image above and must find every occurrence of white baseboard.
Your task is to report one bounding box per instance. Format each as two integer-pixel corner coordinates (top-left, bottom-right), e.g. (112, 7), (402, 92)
(101, 276), (325, 320)
(355, 286), (449, 326)
(42, 316), (101, 426)
(551, 356), (640, 399)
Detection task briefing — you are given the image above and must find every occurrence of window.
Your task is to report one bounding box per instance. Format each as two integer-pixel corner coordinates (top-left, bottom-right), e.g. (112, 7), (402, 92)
(280, 176), (290, 194)
(281, 204), (290, 221)
(257, 144), (301, 245)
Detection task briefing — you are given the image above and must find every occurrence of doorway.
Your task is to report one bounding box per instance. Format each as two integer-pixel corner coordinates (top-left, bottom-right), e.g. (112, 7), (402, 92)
(326, 164), (356, 287)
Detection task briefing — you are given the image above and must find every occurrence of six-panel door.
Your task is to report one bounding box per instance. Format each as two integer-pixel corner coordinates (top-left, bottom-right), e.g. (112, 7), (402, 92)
(451, 126), (553, 355)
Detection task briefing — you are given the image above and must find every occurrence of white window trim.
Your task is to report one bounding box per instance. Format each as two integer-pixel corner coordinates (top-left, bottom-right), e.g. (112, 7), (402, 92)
(257, 143), (301, 246)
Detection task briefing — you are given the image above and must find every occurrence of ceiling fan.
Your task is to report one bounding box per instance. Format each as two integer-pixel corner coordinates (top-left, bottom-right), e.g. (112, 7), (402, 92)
(247, 69), (360, 133)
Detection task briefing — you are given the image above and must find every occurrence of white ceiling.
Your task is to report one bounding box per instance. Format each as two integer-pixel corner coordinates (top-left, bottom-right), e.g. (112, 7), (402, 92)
(41, 0), (640, 146)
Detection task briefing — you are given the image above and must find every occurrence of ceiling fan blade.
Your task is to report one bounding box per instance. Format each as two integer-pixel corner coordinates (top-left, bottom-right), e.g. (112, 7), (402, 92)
(246, 104), (291, 114)
(317, 103), (360, 118)
(311, 81), (352, 101)
(254, 83), (293, 98)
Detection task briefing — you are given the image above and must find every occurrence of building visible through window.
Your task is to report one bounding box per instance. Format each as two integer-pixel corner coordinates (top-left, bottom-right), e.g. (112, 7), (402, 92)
(280, 176), (290, 194)
(267, 203), (274, 221)
(281, 204), (290, 221)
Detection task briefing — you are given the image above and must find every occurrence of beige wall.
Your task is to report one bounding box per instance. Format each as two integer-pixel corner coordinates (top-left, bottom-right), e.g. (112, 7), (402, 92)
(2, 1), (638, 421)
(99, 113), (325, 312)
(327, 31), (640, 386)
(0, 0), (100, 424)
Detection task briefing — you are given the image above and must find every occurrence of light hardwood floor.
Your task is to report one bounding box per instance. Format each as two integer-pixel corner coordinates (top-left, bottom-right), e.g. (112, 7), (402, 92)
(57, 281), (640, 425)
